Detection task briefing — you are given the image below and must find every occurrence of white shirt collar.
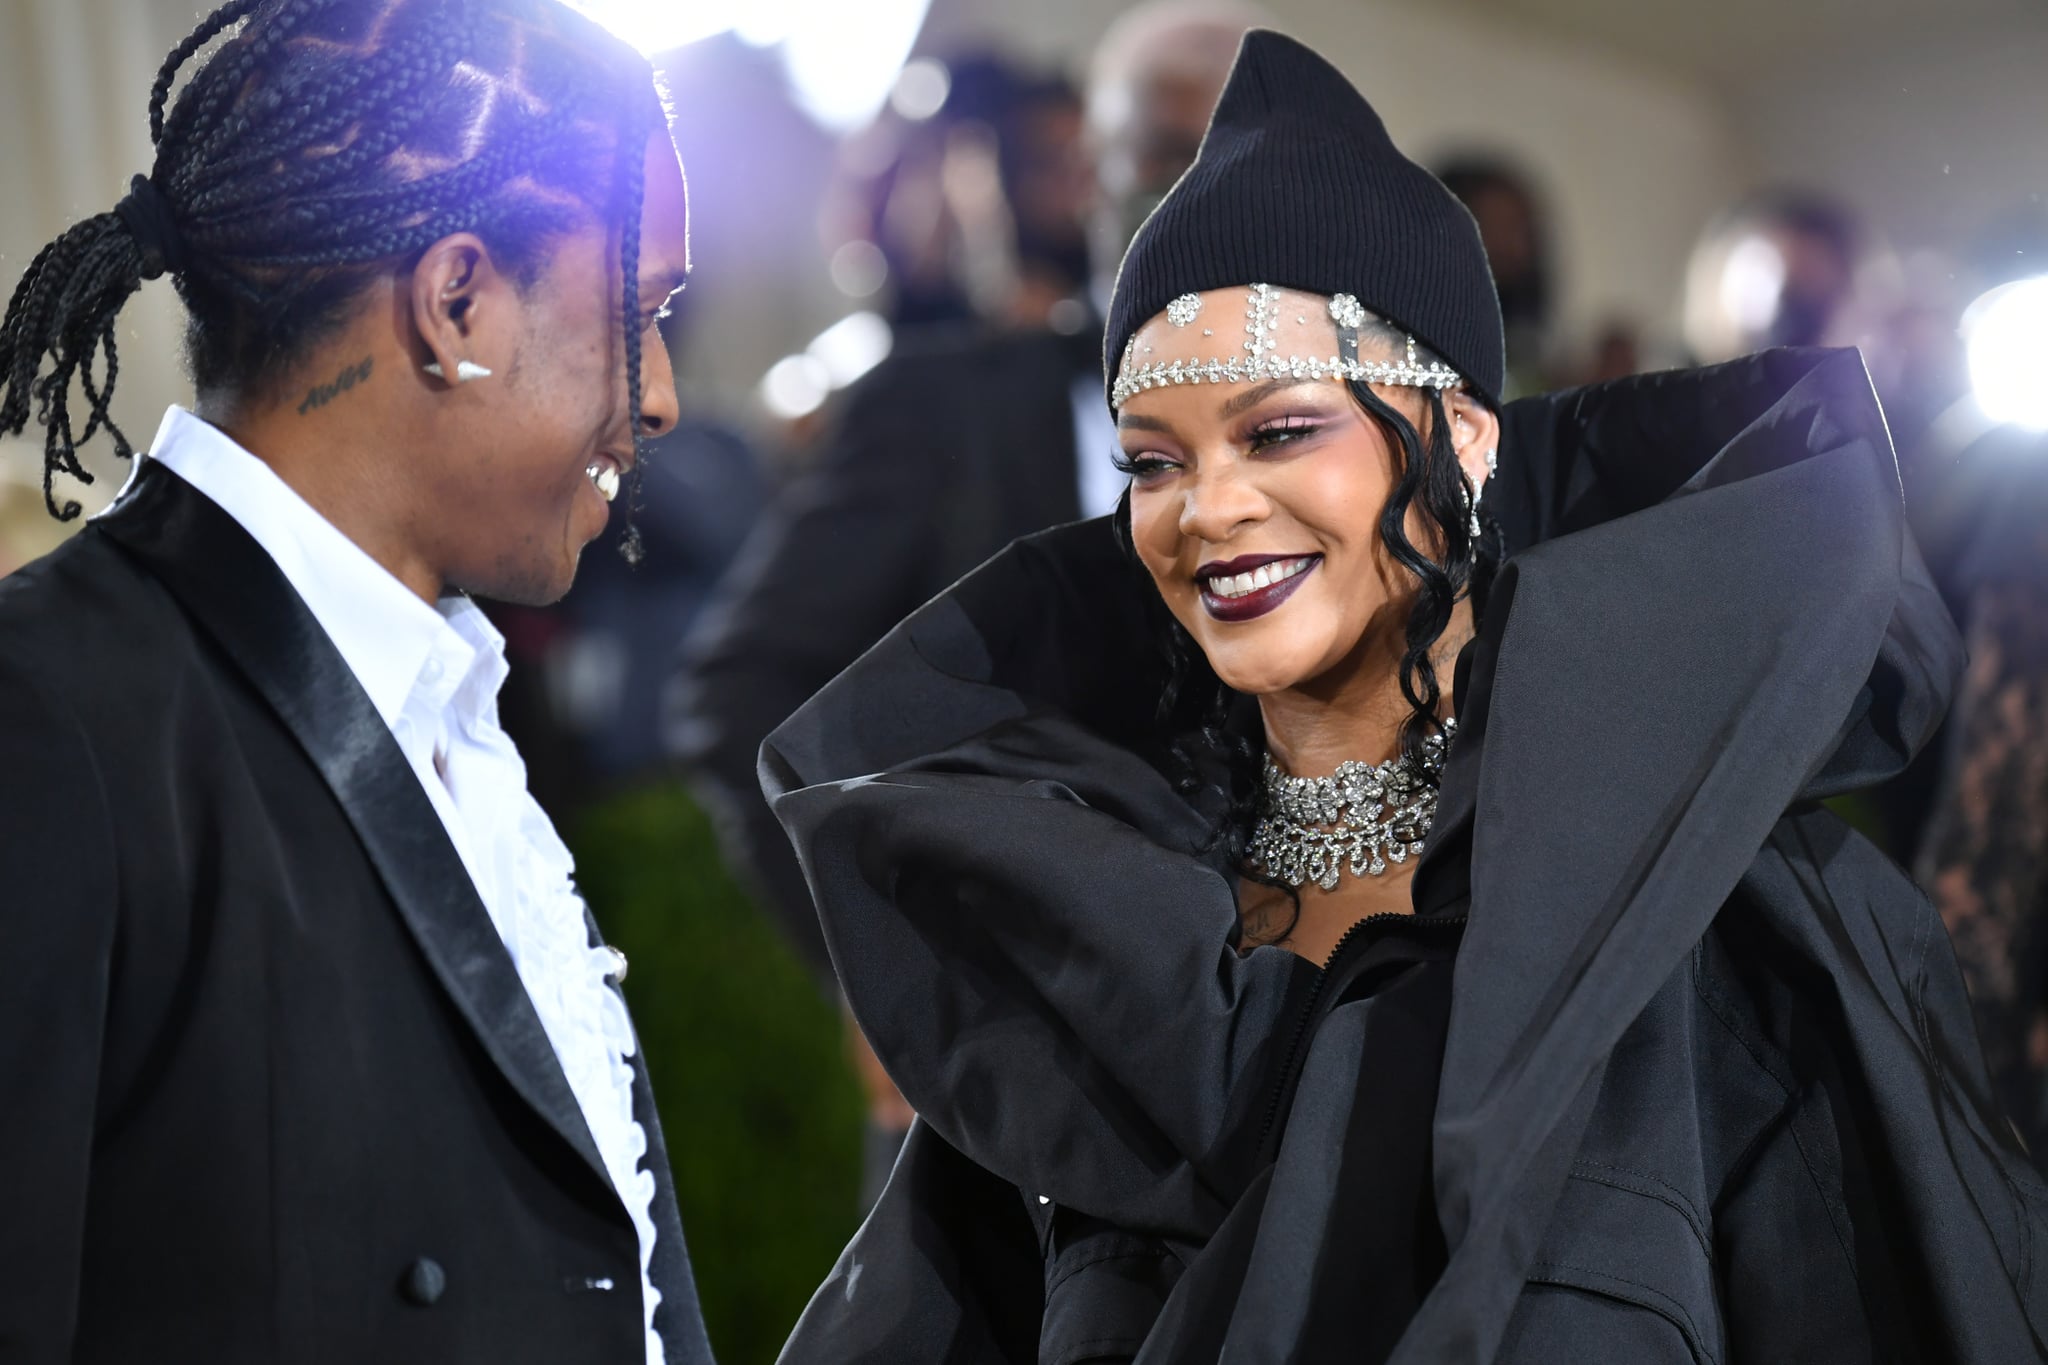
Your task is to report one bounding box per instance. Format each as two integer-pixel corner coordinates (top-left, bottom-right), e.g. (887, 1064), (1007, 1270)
(140, 405), (505, 729)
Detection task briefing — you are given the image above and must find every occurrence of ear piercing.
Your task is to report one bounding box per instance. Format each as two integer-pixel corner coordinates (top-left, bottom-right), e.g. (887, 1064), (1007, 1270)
(422, 359), (494, 383)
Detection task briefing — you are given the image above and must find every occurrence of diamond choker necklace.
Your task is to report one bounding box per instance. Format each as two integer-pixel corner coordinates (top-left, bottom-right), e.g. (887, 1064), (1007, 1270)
(1247, 719), (1455, 891)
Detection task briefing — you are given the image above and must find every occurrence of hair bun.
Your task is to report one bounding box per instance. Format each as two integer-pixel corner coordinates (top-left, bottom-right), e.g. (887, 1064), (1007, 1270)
(114, 174), (189, 282)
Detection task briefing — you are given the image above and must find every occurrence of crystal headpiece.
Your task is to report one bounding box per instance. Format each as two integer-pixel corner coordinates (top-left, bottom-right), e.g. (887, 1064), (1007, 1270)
(1111, 283), (1463, 410)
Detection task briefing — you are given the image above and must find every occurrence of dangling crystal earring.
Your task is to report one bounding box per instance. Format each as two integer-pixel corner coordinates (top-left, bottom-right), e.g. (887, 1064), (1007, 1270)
(422, 359), (493, 383)
(1465, 447), (1497, 537)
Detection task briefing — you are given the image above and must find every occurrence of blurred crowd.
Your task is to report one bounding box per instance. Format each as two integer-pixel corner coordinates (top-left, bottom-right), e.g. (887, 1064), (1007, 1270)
(5, 0), (2047, 1184)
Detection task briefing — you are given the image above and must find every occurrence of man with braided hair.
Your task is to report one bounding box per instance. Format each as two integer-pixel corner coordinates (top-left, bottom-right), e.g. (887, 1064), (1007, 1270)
(0, 2), (707, 1361)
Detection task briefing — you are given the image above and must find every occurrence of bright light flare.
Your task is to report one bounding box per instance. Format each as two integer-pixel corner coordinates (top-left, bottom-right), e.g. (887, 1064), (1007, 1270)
(829, 239), (889, 298)
(782, 0), (933, 131)
(890, 58), (951, 122)
(761, 354), (833, 421)
(576, 0), (934, 133)
(808, 311), (893, 388)
(1965, 276), (2048, 431)
(1719, 234), (1787, 336)
(575, 1), (734, 56)
(757, 311), (897, 419)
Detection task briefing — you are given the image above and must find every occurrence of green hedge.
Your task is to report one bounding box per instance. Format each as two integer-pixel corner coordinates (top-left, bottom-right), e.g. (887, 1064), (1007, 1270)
(572, 784), (865, 1365)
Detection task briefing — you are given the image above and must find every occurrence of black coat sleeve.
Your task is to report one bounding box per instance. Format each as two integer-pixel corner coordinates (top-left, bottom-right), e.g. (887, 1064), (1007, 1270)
(669, 360), (946, 978)
(780, 1120), (1045, 1361)
(0, 655), (120, 1359)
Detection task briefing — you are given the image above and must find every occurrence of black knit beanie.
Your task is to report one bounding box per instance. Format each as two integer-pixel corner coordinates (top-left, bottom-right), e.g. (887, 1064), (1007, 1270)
(1104, 29), (1505, 405)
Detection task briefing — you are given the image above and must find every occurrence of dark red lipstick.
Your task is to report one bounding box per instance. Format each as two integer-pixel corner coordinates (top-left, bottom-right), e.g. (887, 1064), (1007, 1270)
(1197, 553), (1321, 622)
(1197, 554), (1288, 579)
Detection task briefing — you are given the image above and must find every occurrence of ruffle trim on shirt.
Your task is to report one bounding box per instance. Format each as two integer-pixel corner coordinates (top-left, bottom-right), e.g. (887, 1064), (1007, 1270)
(429, 600), (666, 1364)
(509, 787), (666, 1365)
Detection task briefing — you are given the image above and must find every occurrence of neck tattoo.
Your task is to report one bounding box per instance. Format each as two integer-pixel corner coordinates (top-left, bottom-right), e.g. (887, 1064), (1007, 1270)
(1247, 719), (1455, 891)
(297, 356), (373, 416)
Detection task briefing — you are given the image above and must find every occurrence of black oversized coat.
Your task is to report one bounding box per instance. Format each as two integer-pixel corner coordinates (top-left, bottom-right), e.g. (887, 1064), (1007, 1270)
(0, 462), (713, 1364)
(763, 349), (2048, 1362)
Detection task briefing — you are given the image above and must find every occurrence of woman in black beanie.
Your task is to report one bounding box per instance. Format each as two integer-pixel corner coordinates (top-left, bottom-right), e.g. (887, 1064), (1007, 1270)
(766, 29), (2048, 1364)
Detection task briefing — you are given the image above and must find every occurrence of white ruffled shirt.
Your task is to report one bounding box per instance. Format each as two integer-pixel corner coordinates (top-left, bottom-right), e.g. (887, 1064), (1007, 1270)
(139, 408), (666, 1364)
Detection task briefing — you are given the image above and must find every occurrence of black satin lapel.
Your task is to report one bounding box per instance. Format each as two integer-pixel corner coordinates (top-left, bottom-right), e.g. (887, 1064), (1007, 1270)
(630, 1054), (710, 1363)
(95, 462), (612, 1191)
(581, 905), (709, 1362)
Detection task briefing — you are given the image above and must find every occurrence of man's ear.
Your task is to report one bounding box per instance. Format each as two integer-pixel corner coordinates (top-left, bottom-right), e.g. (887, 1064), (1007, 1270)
(410, 233), (510, 382)
(1445, 387), (1501, 493)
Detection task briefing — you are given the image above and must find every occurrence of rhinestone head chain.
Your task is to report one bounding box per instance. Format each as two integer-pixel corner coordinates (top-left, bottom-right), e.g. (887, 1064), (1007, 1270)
(1111, 283), (1462, 410)
(1246, 720), (1455, 891)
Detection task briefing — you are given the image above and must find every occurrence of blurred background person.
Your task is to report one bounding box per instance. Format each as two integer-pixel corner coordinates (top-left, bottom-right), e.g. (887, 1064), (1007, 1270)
(1914, 408), (2048, 1161)
(813, 52), (1092, 338)
(1438, 156), (1557, 396)
(1084, 1), (1260, 287)
(1907, 214), (2048, 1162)
(668, 0), (1259, 1204)
(821, 54), (1033, 332)
(937, 55), (1096, 327)
(1682, 187), (1863, 364)
(996, 71), (1098, 325)
(1576, 317), (1647, 383)
(1888, 207), (2048, 600)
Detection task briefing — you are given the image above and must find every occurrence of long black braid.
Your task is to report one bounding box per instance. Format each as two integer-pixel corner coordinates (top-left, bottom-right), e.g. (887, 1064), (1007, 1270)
(0, 0), (664, 524)
(1111, 317), (1499, 918)
(616, 136), (647, 566)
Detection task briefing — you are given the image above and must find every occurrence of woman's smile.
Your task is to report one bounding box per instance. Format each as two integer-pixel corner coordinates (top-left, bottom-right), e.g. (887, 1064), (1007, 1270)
(1198, 553), (1322, 621)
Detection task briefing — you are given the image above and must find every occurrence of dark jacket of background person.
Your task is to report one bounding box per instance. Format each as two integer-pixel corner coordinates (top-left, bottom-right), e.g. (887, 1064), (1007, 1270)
(0, 463), (712, 1365)
(670, 321), (1101, 973)
(762, 350), (2048, 1362)
(1914, 421), (2048, 1158)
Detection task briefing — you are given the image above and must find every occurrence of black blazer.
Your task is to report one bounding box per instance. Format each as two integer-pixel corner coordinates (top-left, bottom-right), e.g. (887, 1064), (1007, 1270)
(672, 322), (1100, 973)
(0, 462), (712, 1364)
